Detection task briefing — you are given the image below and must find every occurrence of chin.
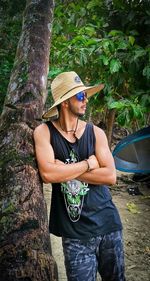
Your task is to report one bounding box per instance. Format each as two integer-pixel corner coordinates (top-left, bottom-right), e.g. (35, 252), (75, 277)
(73, 110), (85, 117)
(77, 113), (85, 117)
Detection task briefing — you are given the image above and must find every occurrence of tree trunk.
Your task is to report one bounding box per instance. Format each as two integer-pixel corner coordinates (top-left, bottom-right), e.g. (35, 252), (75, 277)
(0, 1), (58, 280)
(106, 108), (116, 149)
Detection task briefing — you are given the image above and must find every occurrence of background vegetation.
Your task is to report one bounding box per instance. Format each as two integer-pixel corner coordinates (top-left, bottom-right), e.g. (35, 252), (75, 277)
(0, 0), (150, 142)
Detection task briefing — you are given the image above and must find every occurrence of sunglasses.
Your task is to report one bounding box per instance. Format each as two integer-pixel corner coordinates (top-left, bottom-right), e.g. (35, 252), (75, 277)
(75, 91), (87, 101)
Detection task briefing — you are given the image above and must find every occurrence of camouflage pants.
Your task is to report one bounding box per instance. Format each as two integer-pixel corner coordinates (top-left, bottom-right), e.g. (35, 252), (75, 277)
(62, 230), (126, 281)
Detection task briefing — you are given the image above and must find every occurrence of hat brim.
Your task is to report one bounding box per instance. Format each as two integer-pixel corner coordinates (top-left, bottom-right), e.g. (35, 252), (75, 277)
(42, 83), (104, 119)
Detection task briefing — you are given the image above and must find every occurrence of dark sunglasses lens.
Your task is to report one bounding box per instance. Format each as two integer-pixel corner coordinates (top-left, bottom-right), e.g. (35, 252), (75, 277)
(76, 91), (87, 101)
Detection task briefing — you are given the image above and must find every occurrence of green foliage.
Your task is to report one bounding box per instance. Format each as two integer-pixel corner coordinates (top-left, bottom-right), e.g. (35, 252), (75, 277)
(48, 0), (149, 129)
(0, 0), (149, 131)
(109, 99), (144, 127)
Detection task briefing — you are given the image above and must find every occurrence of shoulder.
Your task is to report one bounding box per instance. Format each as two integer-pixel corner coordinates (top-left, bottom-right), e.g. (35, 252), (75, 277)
(93, 124), (108, 142)
(33, 123), (50, 141)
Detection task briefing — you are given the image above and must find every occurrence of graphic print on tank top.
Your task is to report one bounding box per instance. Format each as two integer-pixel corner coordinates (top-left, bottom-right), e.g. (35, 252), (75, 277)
(61, 149), (89, 222)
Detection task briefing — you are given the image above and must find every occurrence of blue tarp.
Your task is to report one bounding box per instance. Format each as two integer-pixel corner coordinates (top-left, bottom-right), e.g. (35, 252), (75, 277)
(112, 126), (150, 174)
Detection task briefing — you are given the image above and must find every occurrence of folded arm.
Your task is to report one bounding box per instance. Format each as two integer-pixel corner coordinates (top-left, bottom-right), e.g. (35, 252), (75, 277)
(33, 123), (99, 183)
(77, 125), (116, 185)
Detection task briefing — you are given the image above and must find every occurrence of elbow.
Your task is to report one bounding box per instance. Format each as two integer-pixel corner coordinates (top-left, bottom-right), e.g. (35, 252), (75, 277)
(41, 173), (50, 184)
(110, 177), (116, 186)
(109, 171), (117, 185)
(40, 170), (53, 184)
(40, 171), (63, 184)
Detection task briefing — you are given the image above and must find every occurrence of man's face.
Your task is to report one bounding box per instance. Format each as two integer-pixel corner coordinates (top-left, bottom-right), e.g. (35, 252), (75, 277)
(67, 91), (88, 117)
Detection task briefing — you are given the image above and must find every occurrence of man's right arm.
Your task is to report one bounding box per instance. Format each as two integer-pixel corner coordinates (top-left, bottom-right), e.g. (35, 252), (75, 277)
(33, 123), (98, 183)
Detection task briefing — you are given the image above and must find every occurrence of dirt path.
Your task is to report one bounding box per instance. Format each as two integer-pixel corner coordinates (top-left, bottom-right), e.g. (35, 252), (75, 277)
(112, 176), (150, 281)
(43, 173), (150, 281)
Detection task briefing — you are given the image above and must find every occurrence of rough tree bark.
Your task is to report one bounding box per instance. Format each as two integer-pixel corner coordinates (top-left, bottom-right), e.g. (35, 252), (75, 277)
(0, 1), (58, 280)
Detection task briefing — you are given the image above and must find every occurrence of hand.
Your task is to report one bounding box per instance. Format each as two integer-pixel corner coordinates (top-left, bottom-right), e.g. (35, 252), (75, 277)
(88, 155), (99, 170)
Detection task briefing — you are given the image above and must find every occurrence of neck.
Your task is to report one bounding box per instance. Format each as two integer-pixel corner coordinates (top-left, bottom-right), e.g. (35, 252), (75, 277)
(58, 117), (79, 139)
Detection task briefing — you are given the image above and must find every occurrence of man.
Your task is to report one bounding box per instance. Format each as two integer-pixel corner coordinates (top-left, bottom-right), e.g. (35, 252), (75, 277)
(34, 71), (126, 281)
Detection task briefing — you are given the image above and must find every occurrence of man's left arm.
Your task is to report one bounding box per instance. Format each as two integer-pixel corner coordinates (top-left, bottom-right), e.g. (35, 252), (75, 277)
(77, 125), (116, 186)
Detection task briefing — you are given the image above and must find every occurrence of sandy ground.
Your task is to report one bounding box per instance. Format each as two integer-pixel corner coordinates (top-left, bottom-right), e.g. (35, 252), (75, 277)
(43, 173), (150, 281)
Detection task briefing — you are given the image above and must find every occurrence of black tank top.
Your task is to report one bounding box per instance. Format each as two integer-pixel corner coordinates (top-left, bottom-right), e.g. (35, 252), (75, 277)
(46, 121), (122, 239)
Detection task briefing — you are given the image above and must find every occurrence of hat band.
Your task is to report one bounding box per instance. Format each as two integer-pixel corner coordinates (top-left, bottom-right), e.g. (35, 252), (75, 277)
(60, 85), (84, 99)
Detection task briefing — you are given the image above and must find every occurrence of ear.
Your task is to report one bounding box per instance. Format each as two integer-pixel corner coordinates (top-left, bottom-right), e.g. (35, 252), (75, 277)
(62, 100), (69, 108)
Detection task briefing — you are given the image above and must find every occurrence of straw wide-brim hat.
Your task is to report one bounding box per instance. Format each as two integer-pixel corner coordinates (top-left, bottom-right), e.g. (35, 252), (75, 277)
(42, 71), (104, 119)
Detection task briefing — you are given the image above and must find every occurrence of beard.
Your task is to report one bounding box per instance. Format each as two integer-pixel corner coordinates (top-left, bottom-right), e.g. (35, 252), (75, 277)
(68, 100), (86, 117)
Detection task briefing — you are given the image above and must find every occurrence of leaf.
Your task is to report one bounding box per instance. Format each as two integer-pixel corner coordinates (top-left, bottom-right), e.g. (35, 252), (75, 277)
(129, 36), (135, 46)
(117, 107), (131, 126)
(48, 68), (62, 78)
(133, 48), (146, 60)
(87, 0), (100, 10)
(102, 40), (110, 49)
(140, 93), (150, 107)
(143, 65), (150, 79)
(118, 40), (128, 50)
(71, 35), (87, 45)
(130, 104), (143, 119)
(117, 111), (127, 126)
(109, 101), (124, 110)
(110, 59), (121, 73)
(108, 30), (124, 37)
(126, 203), (140, 214)
(85, 39), (97, 46)
(79, 49), (88, 65)
(83, 26), (96, 37)
(100, 55), (109, 65)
